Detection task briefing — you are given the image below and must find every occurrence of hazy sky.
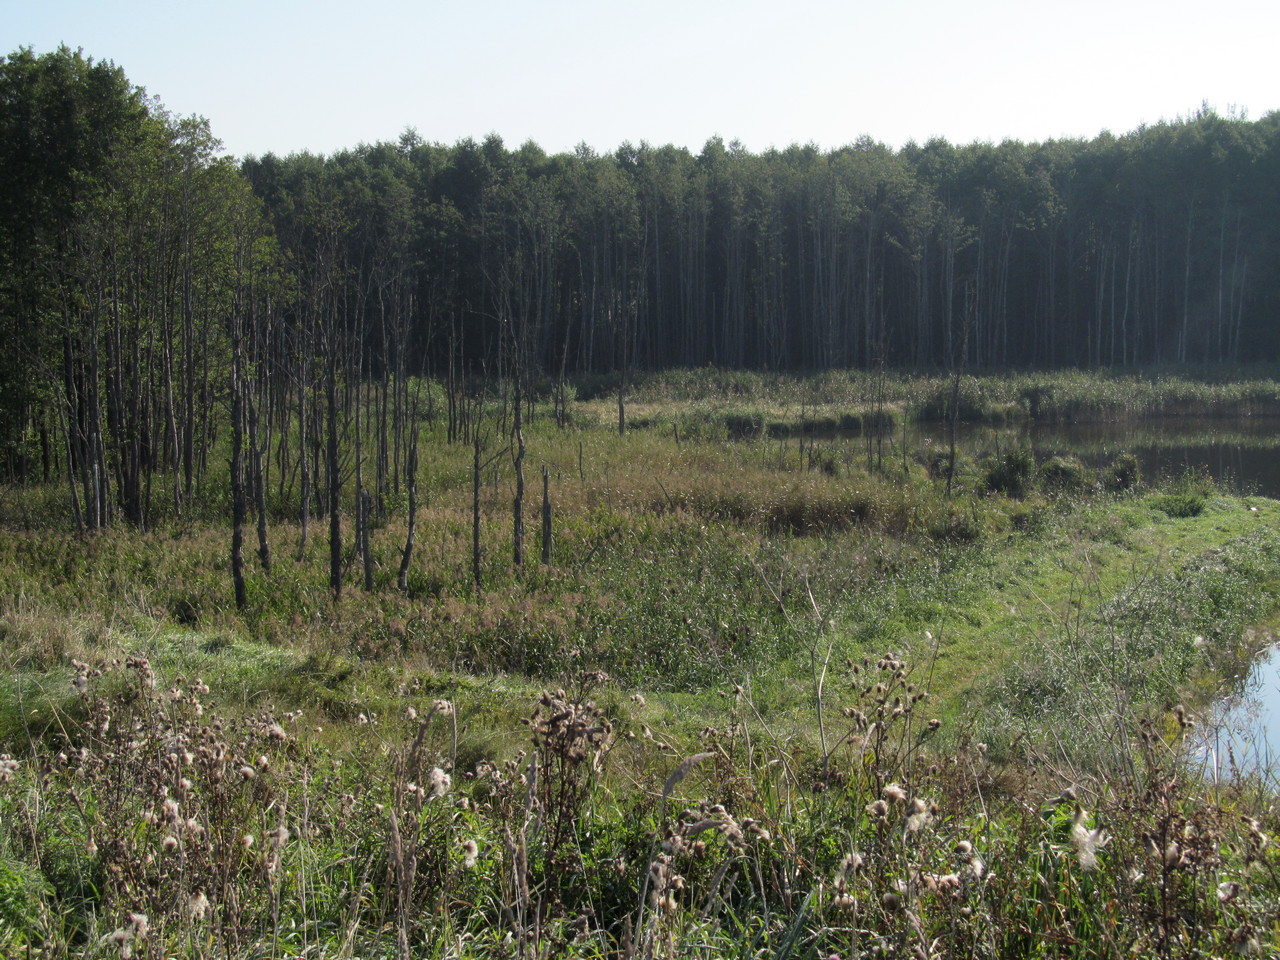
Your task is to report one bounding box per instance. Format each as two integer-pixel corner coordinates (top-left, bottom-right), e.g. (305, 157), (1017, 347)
(5, 0), (1277, 159)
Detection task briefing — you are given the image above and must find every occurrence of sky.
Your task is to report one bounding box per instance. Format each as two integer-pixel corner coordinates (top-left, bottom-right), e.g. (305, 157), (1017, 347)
(4, 0), (1278, 160)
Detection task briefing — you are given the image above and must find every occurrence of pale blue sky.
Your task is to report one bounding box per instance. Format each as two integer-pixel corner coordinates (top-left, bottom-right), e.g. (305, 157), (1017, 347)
(4, 0), (1277, 159)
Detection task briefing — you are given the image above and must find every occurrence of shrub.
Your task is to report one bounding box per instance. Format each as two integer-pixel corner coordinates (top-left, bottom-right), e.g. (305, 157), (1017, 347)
(984, 449), (1034, 497)
(1038, 455), (1094, 494)
(1106, 452), (1142, 491)
(1149, 493), (1206, 518)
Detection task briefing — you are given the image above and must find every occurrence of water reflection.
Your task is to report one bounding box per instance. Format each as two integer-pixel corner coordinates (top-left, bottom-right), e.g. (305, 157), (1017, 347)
(1026, 418), (1280, 499)
(1194, 639), (1280, 781)
(903, 416), (1280, 499)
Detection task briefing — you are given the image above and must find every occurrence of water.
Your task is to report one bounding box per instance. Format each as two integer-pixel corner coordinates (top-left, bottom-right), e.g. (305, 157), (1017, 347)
(1193, 634), (1280, 781)
(1025, 417), (1280, 499)
(898, 415), (1280, 498)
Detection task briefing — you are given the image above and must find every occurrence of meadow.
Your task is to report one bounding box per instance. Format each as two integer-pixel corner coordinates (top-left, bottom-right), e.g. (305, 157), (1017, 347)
(2, 368), (1280, 958)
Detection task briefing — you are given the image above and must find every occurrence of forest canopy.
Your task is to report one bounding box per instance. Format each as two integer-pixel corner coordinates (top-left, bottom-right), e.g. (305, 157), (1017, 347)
(4, 45), (1280, 489)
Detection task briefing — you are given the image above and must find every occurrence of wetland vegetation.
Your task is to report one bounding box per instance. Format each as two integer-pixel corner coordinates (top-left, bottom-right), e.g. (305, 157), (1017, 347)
(4, 368), (1280, 959)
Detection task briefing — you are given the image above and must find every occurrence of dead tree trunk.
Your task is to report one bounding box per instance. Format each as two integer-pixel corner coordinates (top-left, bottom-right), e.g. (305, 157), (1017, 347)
(472, 425), (483, 592)
(360, 487), (374, 592)
(397, 427), (418, 592)
(230, 341), (248, 611)
(327, 359), (342, 601)
(512, 380), (525, 569)
(540, 465), (552, 565)
(248, 390), (271, 571)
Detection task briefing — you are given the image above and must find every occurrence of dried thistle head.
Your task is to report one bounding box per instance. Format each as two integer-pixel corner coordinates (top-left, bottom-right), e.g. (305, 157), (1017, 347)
(881, 783), (908, 804)
(1069, 806), (1109, 871)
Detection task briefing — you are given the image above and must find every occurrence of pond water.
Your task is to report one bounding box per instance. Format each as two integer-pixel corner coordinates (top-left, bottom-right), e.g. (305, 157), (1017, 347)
(900, 415), (1280, 498)
(1192, 633), (1280, 781)
(1024, 417), (1280, 499)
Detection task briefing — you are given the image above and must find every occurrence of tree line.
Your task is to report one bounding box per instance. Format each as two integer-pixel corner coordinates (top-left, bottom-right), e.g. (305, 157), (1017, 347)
(5, 45), (1280, 534)
(241, 104), (1280, 380)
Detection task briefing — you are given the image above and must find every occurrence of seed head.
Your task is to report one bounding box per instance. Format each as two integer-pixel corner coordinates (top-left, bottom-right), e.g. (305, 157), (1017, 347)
(187, 892), (210, 921)
(881, 783), (908, 804)
(427, 767), (452, 798)
(1070, 806), (1108, 871)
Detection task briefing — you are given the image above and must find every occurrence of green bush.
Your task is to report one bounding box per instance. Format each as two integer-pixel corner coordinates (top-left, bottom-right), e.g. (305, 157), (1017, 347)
(984, 449), (1034, 497)
(1106, 452), (1142, 491)
(1149, 493), (1206, 518)
(1038, 455), (1094, 493)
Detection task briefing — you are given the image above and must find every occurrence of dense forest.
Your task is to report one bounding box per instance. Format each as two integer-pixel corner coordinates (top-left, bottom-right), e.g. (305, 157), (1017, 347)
(4, 45), (1280, 502)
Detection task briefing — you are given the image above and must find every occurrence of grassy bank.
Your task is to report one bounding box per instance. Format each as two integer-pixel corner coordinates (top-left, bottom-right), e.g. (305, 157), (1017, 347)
(2, 378), (1280, 957)
(573, 364), (1280, 439)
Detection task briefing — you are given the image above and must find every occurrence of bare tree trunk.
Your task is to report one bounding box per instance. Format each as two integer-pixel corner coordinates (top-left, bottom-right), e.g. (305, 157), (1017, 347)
(328, 359), (342, 601)
(298, 353), (310, 555)
(472, 424), (483, 592)
(512, 381), (525, 569)
(397, 427), (418, 592)
(540, 465), (552, 565)
(57, 396), (85, 533)
(248, 390), (271, 571)
(360, 488), (374, 592)
(230, 344), (248, 611)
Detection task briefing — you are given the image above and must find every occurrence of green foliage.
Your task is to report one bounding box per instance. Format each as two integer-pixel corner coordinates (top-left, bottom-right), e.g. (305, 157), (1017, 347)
(1106, 452), (1142, 491)
(3, 641), (1280, 957)
(992, 528), (1280, 766)
(1037, 454), (1095, 494)
(1150, 492), (1207, 518)
(983, 448), (1035, 497)
(0, 858), (52, 945)
(0, 356), (1279, 955)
